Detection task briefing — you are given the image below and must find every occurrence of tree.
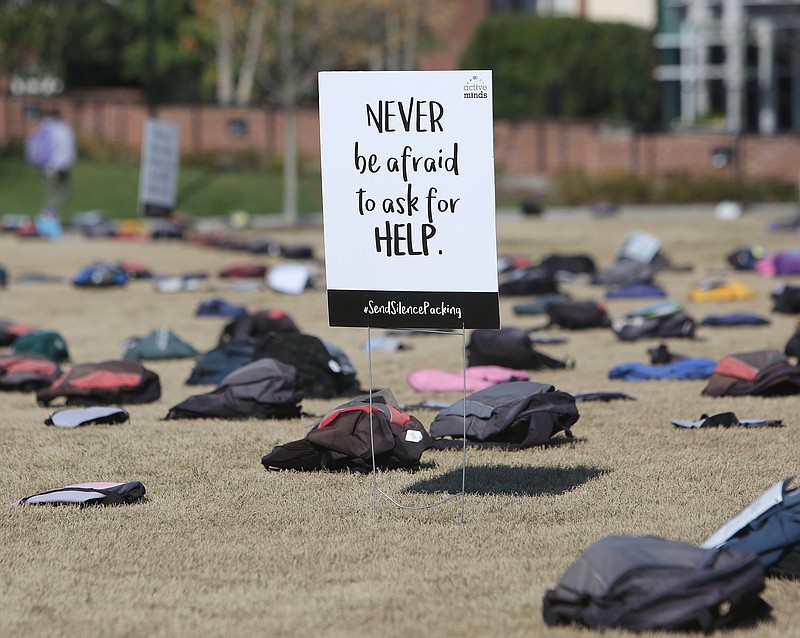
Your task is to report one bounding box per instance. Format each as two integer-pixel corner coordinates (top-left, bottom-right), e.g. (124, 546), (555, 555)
(461, 15), (660, 126)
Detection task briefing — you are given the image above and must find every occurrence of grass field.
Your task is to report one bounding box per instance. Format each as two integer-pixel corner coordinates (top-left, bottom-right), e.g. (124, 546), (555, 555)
(2, 208), (800, 637)
(0, 156), (324, 219)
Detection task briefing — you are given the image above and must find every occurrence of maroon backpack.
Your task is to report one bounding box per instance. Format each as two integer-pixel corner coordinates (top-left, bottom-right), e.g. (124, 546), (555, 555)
(0, 354), (62, 391)
(702, 350), (800, 397)
(36, 360), (162, 406)
(261, 392), (432, 472)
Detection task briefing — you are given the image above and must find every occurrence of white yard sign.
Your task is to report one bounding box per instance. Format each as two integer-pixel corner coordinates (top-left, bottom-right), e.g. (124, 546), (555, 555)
(138, 118), (180, 214)
(319, 70), (499, 329)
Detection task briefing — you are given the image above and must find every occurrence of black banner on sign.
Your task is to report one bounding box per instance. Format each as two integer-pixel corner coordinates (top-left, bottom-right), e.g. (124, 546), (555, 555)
(328, 290), (500, 329)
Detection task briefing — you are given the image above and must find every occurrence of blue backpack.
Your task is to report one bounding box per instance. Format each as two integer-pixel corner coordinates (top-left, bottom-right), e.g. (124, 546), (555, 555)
(701, 476), (800, 579)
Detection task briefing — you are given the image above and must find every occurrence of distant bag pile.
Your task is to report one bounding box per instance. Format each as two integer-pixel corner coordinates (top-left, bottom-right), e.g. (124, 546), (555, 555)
(261, 390), (432, 472)
(543, 535), (771, 633)
(36, 360), (161, 406)
(429, 381), (579, 449)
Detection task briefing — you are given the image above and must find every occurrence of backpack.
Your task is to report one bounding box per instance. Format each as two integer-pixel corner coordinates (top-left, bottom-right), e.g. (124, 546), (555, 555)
(0, 354), (62, 391)
(701, 476), (800, 579)
(538, 253), (596, 277)
(253, 332), (362, 398)
(186, 335), (256, 385)
(771, 284), (800, 314)
(542, 535), (771, 633)
(702, 350), (800, 397)
(73, 261), (128, 288)
(612, 301), (695, 342)
(15, 481), (146, 506)
(498, 266), (559, 296)
(429, 381), (579, 449)
(0, 319), (36, 347)
(123, 328), (200, 361)
(12, 330), (70, 362)
(36, 360), (162, 406)
(261, 390), (432, 472)
(467, 328), (569, 371)
(166, 358), (303, 420)
(544, 300), (610, 330)
(218, 263), (267, 279)
(196, 298), (248, 317)
(218, 309), (300, 344)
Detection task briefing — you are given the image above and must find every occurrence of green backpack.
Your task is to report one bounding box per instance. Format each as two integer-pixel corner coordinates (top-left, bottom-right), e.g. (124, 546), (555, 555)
(12, 330), (70, 363)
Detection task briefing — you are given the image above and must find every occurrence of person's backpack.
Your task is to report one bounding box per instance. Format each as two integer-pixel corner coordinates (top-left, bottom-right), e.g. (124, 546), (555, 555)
(12, 329), (70, 362)
(467, 327), (569, 370)
(542, 535), (771, 633)
(538, 253), (596, 277)
(544, 300), (610, 330)
(218, 309), (300, 344)
(702, 350), (800, 397)
(253, 332), (362, 398)
(36, 360), (161, 406)
(701, 476), (800, 579)
(612, 301), (695, 342)
(429, 381), (579, 449)
(186, 335), (256, 385)
(123, 328), (200, 361)
(0, 354), (62, 391)
(15, 481), (146, 506)
(261, 390), (432, 472)
(166, 358), (303, 420)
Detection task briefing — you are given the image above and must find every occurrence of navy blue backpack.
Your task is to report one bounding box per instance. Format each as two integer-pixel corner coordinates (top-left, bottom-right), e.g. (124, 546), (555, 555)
(701, 476), (800, 579)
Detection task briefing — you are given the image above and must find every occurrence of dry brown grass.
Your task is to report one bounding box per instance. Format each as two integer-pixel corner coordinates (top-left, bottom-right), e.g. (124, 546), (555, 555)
(2, 208), (800, 638)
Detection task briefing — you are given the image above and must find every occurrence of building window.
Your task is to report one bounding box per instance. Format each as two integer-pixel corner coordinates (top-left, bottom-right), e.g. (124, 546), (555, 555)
(491, 0), (538, 13)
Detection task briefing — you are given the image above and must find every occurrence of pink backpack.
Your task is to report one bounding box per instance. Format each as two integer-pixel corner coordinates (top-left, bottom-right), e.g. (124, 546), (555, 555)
(407, 365), (529, 393)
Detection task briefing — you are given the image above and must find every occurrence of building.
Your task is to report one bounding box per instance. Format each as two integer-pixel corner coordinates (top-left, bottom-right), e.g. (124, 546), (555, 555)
(654, 0), (800, 134)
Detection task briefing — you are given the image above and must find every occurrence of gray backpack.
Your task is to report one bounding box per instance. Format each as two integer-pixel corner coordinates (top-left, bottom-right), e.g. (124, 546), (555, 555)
(542, 535), (771, 633)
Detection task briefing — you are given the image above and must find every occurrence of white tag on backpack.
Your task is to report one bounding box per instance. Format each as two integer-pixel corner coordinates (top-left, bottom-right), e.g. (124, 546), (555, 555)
(405, 430), (423, 443)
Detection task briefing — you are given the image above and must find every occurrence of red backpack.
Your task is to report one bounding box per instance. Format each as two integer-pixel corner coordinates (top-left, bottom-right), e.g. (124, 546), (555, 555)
(36, 360), (161, 406)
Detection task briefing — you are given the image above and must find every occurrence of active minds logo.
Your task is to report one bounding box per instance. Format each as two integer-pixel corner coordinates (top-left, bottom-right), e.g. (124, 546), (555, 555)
(364, 299), (463, 320)
(463, 74), (488, 99)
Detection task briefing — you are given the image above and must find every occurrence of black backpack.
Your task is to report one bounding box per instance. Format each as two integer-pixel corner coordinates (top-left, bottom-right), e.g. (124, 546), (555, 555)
(772, 284), (800, 314)
(253, 332), (361, 398)
(612, 303), (696, 342)
(429, 381), (579, 449)
(166, 358), (303, 420)
(261, 391), (432, 472)
(498, 266), (559, 296)
(543, 535), (771, 633)
(467, 327), (569, 370)
(701, 476), (800, 580)
(544, 300), (610, 330)
(218, 309), (300, 344)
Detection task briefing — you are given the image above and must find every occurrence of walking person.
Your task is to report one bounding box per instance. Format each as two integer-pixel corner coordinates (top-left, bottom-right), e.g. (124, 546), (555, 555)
(25, 109), (77, 236)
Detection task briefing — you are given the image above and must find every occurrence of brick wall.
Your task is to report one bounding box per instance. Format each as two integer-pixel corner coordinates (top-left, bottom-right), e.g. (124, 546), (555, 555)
(2, 95), (798, 184)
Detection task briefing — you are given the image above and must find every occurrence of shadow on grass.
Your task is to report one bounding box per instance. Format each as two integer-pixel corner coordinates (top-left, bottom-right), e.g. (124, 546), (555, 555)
(404, 463), (610, 497)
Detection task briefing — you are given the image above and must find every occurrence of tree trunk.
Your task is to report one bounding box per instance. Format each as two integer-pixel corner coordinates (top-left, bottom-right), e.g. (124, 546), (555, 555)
(282, 103), (299, 226)
(235, 0), (268, 106)
(216, 12), (234, 105)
